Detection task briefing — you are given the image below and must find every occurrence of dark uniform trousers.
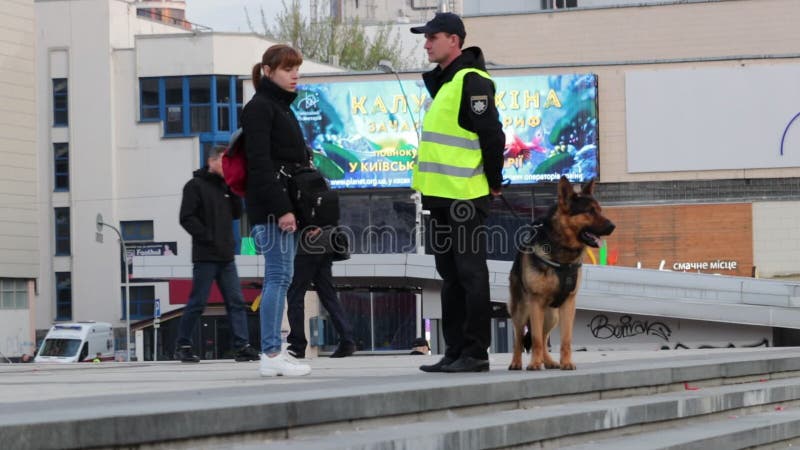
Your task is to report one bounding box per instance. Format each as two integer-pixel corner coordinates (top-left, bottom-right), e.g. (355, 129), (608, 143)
(428, 204), (491, 360)
(286, 253), (354, 351)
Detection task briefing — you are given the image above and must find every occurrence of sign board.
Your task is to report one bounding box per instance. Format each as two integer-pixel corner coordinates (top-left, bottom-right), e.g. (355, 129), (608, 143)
(293, 73), (598, 189)
(125, 242), (177, 258)
(626, 65), (800, 172)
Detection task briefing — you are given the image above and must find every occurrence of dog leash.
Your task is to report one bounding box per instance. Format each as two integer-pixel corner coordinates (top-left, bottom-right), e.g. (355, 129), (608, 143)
(496, 178), (523, 219)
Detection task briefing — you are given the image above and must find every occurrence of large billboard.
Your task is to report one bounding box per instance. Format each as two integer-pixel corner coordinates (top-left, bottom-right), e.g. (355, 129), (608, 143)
(626, 65), (800, 173)
(293, 73), (598, 189)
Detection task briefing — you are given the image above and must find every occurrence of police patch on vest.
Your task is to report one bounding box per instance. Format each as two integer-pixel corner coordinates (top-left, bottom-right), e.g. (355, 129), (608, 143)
(470, 95), (488, 115)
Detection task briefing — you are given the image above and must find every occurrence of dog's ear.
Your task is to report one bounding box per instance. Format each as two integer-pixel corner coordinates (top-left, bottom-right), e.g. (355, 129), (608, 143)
(581, 178), (596, 196)
(557, 176), (573, 211)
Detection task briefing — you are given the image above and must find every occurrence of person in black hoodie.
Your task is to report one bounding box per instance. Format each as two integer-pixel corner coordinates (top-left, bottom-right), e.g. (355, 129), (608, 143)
(174, 147), (259, 363)
(242, 44), (311, 377)
(410, 13), (506, 373)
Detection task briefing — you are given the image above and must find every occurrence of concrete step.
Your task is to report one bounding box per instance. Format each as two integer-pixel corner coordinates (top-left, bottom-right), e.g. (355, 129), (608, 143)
(563, 408), (800, 450)
(252, 377), (800, 450)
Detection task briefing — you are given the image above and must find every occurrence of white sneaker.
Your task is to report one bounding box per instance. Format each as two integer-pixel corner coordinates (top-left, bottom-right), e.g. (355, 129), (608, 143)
(259, 351), (311, 377)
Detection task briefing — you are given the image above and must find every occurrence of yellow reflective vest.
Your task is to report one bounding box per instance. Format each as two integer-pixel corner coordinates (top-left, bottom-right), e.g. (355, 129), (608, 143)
(412, 68), (492, 200)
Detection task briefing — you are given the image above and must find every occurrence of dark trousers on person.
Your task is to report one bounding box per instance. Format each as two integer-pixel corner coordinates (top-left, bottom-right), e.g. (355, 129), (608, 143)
(286, 253), (354, 352)
(176, 260), (250, 350)
(429, 204), (491, 360)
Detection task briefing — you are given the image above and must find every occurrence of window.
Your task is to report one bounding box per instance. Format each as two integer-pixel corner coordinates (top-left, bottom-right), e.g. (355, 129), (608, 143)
(55, 272), (72, 321)
(164, 77), (183, 134)
(121, 285), (155, 320)
(189, 76), (212, 133)
(338, 193), (416, 254)
(335, 290), (417, 352)
(216, 76), (231, 132)
(0, 278), (27, 309)
(137, 75), (242, 139)
(121, 220), (154, 242)
(53, 143), (69, 191)
(53, 78), (68, 126)
(542, 0), (577, 8)
(54, 207), (70, 256)
(140, 78), (160, 121)
(236, 78), (243, 127)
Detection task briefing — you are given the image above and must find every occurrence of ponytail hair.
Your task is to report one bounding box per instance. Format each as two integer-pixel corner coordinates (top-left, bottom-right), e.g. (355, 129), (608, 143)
(251, 44), (303, 90)
(251, 63), (263, 90)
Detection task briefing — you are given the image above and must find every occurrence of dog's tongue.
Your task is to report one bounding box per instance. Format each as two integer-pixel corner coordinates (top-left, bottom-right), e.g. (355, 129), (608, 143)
(583, 231), (602, 247)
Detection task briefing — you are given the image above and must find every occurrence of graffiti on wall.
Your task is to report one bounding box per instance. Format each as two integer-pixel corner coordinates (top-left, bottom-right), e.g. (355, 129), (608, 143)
(584, 314), (770, 350)
(669, 338), (769, 350)
(587, 314), (672, 341)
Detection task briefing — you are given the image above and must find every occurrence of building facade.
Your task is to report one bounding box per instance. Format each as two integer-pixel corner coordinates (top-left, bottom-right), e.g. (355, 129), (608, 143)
(326, 0), (692, 24)
(0, 0), (37, 361)
(33, 0), (340, 358)
(462, 0), (800, 278)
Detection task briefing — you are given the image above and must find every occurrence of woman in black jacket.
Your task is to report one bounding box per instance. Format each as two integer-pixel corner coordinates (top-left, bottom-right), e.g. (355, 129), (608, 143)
(242, 44), (310, 377)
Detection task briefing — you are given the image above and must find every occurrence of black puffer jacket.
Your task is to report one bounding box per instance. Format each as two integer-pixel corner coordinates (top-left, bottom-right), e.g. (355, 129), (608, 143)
(179, 167), (242, 262)
(241, 77), (309, 225)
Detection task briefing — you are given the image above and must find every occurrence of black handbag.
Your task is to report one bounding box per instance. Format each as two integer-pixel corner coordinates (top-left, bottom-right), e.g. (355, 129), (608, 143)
(286, 166), (339, 228)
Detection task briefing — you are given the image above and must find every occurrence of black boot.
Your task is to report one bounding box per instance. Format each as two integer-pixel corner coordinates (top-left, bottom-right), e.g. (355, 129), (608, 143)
(419, 356), (455, 373)
(330, 341), (356, 358)
(174, 346), (200, 363)
(441, 356), (489, 373)
(233, 345), (260, 362)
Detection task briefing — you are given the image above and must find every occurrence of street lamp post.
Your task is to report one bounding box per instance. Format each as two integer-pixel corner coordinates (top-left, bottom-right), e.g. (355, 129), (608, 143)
(96, 213), (132, 361)
(377, 60), (426, 253)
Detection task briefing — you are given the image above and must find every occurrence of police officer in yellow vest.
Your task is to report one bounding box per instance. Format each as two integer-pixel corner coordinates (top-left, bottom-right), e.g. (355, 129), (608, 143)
(411, 12), (505, 373)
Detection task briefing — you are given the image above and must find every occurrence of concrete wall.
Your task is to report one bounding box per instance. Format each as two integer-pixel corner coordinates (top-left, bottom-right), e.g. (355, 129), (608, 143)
(0, 0), (37, 279)
(136, 33), (342, 79)
(0, 0), (36, 359)
(753, 201), (800, 279)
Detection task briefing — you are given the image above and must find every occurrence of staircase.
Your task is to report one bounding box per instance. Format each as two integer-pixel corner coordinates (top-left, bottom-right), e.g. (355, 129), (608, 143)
(242, 350), (800, 450)
(5, 349), (800, 449)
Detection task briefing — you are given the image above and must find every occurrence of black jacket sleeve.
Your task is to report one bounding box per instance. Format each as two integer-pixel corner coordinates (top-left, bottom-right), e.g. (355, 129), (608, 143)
(179, 180), (211, 242)
(228, 188), (242, 220)
(459, 72), (506, 191)
(242, 97), (294, 218)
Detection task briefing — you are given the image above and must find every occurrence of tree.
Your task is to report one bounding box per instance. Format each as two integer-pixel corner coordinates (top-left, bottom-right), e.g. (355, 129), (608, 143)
(245, 0), (410, 71)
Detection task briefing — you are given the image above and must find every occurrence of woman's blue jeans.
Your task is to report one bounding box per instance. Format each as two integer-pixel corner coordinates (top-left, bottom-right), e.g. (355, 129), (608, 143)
(252, 223), (296, 354)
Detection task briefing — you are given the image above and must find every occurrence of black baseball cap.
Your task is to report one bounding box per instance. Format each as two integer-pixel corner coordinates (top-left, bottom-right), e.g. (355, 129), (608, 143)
(410, 12), (466, 40)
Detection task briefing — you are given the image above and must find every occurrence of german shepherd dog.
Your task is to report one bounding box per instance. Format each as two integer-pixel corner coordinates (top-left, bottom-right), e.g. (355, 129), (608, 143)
(508, 176), (615, 371)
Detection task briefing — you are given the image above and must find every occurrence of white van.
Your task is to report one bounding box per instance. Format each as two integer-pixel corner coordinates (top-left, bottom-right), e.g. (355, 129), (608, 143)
(35, 322), (115, 363)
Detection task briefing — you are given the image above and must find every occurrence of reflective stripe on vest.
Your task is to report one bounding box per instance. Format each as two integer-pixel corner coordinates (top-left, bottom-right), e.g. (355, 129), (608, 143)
(412, 68), (492, 200)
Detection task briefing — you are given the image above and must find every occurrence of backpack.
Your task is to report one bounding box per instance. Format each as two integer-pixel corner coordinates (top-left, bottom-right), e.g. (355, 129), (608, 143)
(287, 166), (340, 228)
(221, 128), (247, 197)
(223, 128), (338, 227)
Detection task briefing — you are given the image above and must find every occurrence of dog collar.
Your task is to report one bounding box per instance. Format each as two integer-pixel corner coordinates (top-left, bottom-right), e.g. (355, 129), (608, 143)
(531, 248), (583, 271)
